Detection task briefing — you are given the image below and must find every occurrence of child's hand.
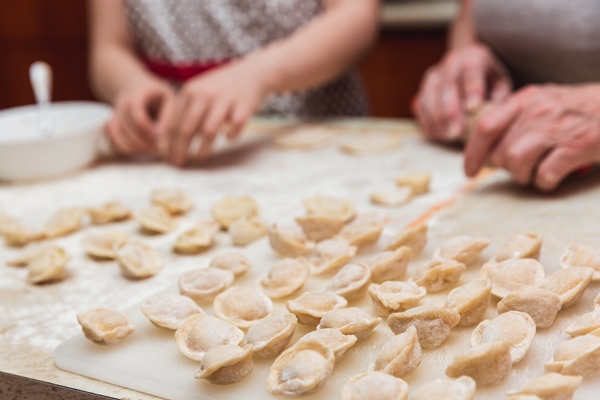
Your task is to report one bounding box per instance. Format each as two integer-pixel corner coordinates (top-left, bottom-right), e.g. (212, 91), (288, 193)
(106, 78), (175, 156)
(159, 59), (268, 166)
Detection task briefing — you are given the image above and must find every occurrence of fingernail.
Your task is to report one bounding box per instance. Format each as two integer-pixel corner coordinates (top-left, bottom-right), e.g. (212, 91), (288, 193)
(447, 122), (462, 140)
(466, 96), (481, 112)
(539, 172), (558, 190)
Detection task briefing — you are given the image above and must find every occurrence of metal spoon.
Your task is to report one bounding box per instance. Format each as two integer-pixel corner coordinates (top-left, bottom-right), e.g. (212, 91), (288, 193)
(29, 61), (53, 137)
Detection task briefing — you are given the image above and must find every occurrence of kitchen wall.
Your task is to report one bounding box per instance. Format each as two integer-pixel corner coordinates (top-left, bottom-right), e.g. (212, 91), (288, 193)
(0, 0), (452, 117)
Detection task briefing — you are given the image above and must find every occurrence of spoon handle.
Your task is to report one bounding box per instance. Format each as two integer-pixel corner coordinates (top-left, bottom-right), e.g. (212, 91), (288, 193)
(29, 61), (53, 137)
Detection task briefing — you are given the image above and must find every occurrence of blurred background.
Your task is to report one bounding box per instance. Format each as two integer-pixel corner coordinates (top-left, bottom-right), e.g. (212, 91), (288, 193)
(0, 0), (457, 117)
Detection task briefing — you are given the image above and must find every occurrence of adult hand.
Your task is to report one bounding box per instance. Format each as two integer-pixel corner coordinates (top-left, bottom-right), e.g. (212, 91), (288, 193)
(105, 77), (175, 156)
(413, 44), (512, 143)
(464, 84), (600, 191)
(159, 58), (268, 166)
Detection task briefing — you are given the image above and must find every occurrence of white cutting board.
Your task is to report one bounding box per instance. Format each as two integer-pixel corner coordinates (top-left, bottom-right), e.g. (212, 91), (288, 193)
(54, 227), (600, 400)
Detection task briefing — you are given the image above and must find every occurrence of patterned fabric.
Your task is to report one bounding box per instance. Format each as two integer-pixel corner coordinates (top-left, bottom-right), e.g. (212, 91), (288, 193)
(474, 0), (600, 87)
(125, 0), (370, 116)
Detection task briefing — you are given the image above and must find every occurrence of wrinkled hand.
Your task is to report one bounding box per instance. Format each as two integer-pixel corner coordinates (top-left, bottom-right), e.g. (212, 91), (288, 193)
(159, 58), (268, 166)
(105, 77), (175, 156)
(413, 44), (512, 143)
(465, 84), (600, 191)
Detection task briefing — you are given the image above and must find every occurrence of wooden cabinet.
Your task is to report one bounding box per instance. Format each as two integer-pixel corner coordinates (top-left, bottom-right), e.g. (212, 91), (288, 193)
(0, 0), (447, 117)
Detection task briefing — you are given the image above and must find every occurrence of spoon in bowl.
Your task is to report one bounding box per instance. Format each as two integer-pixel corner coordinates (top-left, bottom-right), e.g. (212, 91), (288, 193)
(29, 61), (53, 137)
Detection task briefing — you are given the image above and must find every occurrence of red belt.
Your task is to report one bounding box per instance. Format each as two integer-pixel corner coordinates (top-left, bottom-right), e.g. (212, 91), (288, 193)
(143, 57), (230, 82)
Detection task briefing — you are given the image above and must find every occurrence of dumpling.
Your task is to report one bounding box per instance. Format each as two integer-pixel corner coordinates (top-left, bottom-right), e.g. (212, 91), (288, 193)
(7, 244), (54, 267)
(303, 196), (355, 223)
(310, 239), (357, 275)
(273, 125), (336, 149)
(480, 258), (545, 298)
(179, 267), (234, 302)
(373, 325), (422, 378)
(412, 376), (476, 400)
(339, 131), (402, 155)
(297, 328), (357, 361)
(244, 313), (297, 358)
(173, 221), (220, 254)
(135, 206), (178, 234)
(82, 231), (128, 259)
(44, 207), (85, 238)
(317, 307), (381, 341)
(336, 221), (383, 247)
(286, 292), (348, 325)
(325, 263), (372, 301)
(27, 246), (69, 284)
(497, 288), (561, 330)
(387, 305), (460, 348)
(211, 196), (259, 230)
(194, 344), (253, 384)
(366, 247), (414, 283)
(0, 212), (18, 236)
(229, 214), (268, 246)
(395, 171), (431, 195)
(77, 307), (135, 345)
(411, 258), (466, 292)
(175, 314), (244, 361)
(140, 294), (204, 330)
(495, 233), (542, 262)
(341, 371), (408, 400)
(209, 252), (252, 276)
(259, 258), (310, 299)
(446, 340), (512, 388)
(114, 241), (162, 279)
(87, 201), (131, 224)
(368, 281), (427, 317)
(565, 310), (600, 337)
(444, 278), (492, 327)
(507, 373), (582, 400)
(434, 235), (490, 265)
(295, 214), (345, 242)
(471, 311), (536, 364)
(266, 339), (335, 396)
(541, 267), (594, 309)
(545, 332), (600, 376)
(213, 287), (273, 329)
(560, 244), (600, 281)
(268, 224), (315, 256)
(370, 186), (413, 206)
(1, 221), (43, 247)
(384, 223), (428, 255)
(151, 188), (194, 215)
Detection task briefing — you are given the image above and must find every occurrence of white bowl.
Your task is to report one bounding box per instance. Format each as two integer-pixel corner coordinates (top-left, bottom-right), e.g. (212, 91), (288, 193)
(0, 101), (112, 182)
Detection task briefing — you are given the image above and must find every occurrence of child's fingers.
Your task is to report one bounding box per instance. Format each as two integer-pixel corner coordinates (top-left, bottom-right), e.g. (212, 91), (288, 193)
(226, 104), (251, 140)
(196, 100), (231, 160)
(169, 99), (207, 166)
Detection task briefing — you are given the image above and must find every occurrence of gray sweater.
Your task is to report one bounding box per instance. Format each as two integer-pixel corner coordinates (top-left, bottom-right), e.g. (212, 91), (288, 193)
(474, 0), (600, 87)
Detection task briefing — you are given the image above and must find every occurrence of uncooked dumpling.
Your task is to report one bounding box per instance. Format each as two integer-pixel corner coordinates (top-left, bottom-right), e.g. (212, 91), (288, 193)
(44, 207), (85, 238)
(446, 340), (512, 388)
(336, 221), (383, 247)
(545, 333), (600, 376)
(565, 310), (600, 337)
(497, 288), (561, 330)
(179, 267), (234, 302)
(82, 231), (128, 259)
(412, 376), (476, 400)
(273, 125), (336, 149)
(175, 314), (244, 361)
(27, 245), (69, 284)
(296, 328), (357, 361)
(395, 171), (431, 195)
(434, 235), (490, 265)
(366, 247), (413, 283)
(151, 188), (194, 215)
(209, 252), (252, 276)
(480, 258), (545, 298)
(140, 294), (204, 330)
(471, 311), (536, 364)
(341, 371), (409, 400)
(508, 373), (582, 400)
(259, 258), (310, 299)
(229, 214), (268, 246)
(387, 305), (460, 348)
(368, 281), (427, 317)
(541, 267), (593, 309)
(318, 307), (381, 341)
(310, 239), (357, 275)
(1, 220), (43, 246)
(268, 224), (315, 256)
(303, 196), (355, 223)
(77, 307), (135, 345)
(114, 241), (162, 279)
(213, 287), (273, 329)
(560, 244), (600, 281)
(495, 233), (542, 262)
(370, 186), (413, 206)
(325, 263), (372, 301)
(384, 223), (428, 255)
(88, 201), (131, 224)
(411, 258), (466, 292)
(373, 325), (422, 378)
(173, 221), (219, 254)
(211, 196), (259, 230)
(135, 206), (178, 234)
(295, 214), (345, 242)
(444, 278), (492, 327)
(286, 292), (348, 325)
(266, 339), (336, 396)
(340, 131), (402, 155)
(244, 313), (297, 359)
(194, 344), (253, 384)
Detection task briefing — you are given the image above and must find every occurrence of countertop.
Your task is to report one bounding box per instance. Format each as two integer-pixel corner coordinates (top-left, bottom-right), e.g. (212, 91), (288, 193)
(2, 117), (600, 400)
